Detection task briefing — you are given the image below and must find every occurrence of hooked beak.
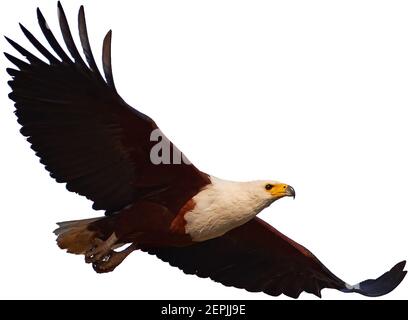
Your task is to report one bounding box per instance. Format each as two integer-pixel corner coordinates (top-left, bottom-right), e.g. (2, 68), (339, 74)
(270, 184), (296, 199)
(286, 185), (296, 199)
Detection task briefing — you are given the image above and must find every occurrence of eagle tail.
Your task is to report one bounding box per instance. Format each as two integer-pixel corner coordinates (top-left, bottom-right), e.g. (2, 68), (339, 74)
(54, 217), (103, 254)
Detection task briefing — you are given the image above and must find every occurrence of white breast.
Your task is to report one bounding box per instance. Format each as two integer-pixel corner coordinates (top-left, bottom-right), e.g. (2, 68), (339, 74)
(184, 176), (273, 242)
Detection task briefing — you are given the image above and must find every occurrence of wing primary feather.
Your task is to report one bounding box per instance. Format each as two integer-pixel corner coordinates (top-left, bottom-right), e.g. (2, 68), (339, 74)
(78, 6), (104, 81)
(6, 68), (19, 77)
(4, 36), (45, 65)
(102, 30), (117, 91)
(37, 7), (72, 63)
(57, 2), (87, 68)
(4, 52), (30, 70)
(19, 23), (60, 64)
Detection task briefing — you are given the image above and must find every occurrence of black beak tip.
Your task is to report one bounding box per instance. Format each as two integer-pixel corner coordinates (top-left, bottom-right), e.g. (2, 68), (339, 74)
(287, 185), (296, 199)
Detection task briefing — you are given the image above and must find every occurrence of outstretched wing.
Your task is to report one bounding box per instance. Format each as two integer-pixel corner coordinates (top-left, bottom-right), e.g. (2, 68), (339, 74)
(5, 3), (209, 215)
(146, 217), (406, 298)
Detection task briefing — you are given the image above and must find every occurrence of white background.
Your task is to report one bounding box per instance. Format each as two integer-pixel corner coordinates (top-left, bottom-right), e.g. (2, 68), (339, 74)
(0, 0), (407, 300)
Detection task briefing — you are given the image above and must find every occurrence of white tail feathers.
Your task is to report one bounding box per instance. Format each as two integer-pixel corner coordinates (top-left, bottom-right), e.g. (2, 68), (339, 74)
(54, 218), (102, 254)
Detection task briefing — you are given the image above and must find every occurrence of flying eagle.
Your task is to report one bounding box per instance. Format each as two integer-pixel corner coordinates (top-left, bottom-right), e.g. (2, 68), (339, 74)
(5, 2), (406, 298)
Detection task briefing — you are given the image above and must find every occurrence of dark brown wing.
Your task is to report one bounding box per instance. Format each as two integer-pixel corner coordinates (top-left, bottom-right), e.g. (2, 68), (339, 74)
(146, 217), (407, 298)
(5, 2), (209, 215)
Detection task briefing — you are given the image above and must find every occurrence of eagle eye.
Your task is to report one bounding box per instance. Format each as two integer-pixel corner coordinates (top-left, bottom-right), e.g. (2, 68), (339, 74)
(265, 184), (273, 190)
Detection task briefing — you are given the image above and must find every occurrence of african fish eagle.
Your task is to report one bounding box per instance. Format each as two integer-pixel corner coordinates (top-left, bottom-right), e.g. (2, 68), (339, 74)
(4, 2), (406, 298)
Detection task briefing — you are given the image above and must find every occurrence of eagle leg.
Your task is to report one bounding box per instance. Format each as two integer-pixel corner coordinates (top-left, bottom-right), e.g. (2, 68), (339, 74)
(85, 233), (118, 263)
(92, 243), (139, 273)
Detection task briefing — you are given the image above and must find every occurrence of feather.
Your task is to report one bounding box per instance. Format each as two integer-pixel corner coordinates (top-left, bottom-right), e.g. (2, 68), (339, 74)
(19, 23), (60, 64)
(4, 52), (29, 69)
(4, 36), (45, 65)
(37, 7), (72, 63)
(78, 6), (104, 80)
(57, 2), (87, 68)
(102, 30), (116, 90)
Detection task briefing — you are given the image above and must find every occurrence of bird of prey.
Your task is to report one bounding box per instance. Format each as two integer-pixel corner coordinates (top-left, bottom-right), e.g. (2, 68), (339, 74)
(5, 2), (406, 298)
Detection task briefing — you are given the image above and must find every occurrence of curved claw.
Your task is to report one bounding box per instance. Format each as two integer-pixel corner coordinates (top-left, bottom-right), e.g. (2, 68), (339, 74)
(92, 243), (139, 274)
(85, 237), (116, 264)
